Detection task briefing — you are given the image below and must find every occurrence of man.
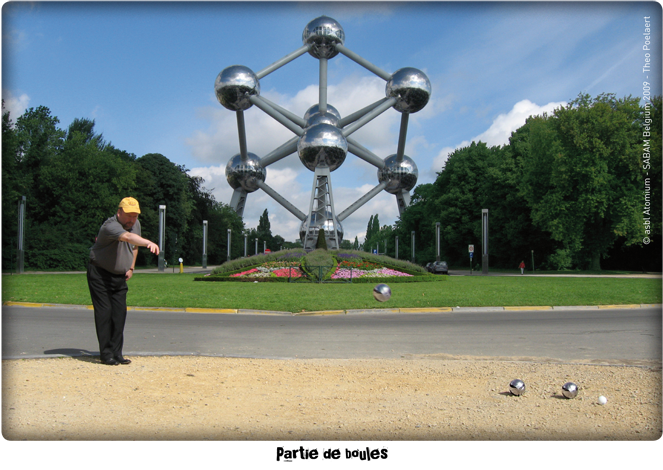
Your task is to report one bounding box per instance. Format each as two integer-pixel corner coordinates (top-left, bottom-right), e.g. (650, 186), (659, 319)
(87, 197), (160, 365)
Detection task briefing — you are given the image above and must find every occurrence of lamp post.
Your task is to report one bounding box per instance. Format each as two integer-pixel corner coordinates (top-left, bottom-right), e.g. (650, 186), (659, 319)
(17, 196), (26, 274)
(481, 209), (489, 275)
(411, 231), (415, 263)
(227, 229), (232, 261)
(395, 235), (399, 259)
(435, 222), (440, 262)
(202, 220), (208, 269)
(158, 205), (166, 272)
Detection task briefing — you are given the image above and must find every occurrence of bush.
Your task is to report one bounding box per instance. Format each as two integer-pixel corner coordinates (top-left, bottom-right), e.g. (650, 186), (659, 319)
(547, 249), (573, 271)
(315, 229), (327, 250)
(26, 243), (90, 271)
(301, 249), (336, 282)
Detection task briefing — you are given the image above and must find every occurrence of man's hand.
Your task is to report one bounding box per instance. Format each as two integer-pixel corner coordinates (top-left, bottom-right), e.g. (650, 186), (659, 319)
(146, 242), (160, 255)
(125, 269), (134, 281)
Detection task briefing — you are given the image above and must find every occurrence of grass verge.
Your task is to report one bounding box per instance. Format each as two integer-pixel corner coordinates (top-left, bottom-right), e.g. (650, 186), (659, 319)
(2, 273), (660, 312)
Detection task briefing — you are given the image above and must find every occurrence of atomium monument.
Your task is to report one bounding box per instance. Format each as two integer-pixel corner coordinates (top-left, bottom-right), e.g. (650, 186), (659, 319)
(216, 16), (431, 250)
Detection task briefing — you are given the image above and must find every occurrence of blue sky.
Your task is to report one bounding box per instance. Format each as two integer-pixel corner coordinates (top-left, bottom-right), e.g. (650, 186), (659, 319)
(3, 1), (661, 245)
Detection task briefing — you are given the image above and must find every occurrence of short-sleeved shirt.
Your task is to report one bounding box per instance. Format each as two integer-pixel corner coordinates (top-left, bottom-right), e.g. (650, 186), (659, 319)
(89, 215), (141, 275)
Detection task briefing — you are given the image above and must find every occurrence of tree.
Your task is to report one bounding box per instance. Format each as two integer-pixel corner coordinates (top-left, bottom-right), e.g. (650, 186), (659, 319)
(520, 93), (644, 270)
(316, 228), (328, 250)
(256, 209), (275, 251)
(2, 103), (22, 268)
(134, 153), (192, 266)
(66, 117), (106, 149)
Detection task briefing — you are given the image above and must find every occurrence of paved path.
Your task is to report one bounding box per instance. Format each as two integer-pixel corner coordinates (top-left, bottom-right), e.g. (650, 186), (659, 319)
(3, 305), (661, 365)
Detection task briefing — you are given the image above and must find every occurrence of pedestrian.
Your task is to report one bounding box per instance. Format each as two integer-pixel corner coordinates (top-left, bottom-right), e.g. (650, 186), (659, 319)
(87, 197), (160, 366)
(519, 260), (525, 275)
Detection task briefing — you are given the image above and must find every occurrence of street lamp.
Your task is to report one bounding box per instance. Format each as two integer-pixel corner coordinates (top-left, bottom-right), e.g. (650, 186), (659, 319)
(202, 220), (208, 268)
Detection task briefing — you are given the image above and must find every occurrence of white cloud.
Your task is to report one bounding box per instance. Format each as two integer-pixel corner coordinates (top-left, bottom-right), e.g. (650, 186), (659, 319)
(429, 99), (566, 178)
(2, 90), (30, 122)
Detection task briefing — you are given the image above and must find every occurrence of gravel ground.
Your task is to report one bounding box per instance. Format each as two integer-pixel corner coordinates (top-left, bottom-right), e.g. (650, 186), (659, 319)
(2, 354), (661, 441)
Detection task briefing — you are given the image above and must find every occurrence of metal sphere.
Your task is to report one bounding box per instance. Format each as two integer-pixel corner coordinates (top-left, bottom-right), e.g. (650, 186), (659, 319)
(386, 67), (432, 113)
(306, 111), (340, 128)
(302, 16), (345, 59)
(214, 65), (260, 111)
(509, 379), (526, 396)
(562, 382), (579, 399)
(299, 211), (344, 243)
(297, 123), (348, 171)
(304, 104), (341, 122)
(373, 284), (392, 302)
(225, 152), (266, 193)
(378, 154), (419, 194)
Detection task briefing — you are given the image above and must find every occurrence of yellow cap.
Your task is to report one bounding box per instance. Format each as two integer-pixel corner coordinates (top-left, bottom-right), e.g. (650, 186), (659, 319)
(118, 197), (141, 214)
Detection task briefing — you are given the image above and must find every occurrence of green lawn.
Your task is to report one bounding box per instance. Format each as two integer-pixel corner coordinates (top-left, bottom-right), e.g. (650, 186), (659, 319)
(2, 273), (660, 312)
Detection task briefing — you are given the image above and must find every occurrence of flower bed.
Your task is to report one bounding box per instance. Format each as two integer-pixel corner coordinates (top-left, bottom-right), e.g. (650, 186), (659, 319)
(331, 267), (413, 280)
(230, 264), (304, 279)
(197, 249), (441, 283)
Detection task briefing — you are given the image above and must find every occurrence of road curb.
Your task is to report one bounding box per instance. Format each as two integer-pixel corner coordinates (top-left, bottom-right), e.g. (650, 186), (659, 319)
(504, 306), (552, 311)
(552, 305), (599, 310)
(3, 301), (661, 315)
(346, 308), (401, 315)
(598, 304), (642, 309)
(451, 306), (504, 312)
(294, 310), (346, 316)
(185, 307), (238, 314)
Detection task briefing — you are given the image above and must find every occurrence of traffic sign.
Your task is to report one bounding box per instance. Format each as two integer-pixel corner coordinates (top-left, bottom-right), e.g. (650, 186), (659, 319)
(468, 245), (474, 253)
(470, 252), (474, 259)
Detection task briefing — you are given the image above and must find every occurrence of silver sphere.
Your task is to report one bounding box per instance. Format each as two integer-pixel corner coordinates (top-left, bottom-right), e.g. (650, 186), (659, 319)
(378, 154), (419, 194)
(304, 104), (341, 121)
(297, 123), (348, 171)
(509, 379), (526, 396)
(373, 284), (392, 302)
(562, 382), (579, 399)
(306, 111), (340, 128)
(302, 16), (345, 59)
(386, 67), (432, 113)
(214, 65), (260, 111)
(225, 152), (266, 193)
(299, 211), (344, 244)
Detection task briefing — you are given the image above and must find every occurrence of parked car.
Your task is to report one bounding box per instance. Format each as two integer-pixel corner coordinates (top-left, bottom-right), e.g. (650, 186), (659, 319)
(430, 261), (448, 274)
(425, 262), (434, 272)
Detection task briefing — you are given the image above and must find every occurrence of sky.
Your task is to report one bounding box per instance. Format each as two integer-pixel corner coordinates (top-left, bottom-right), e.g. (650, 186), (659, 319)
(2, 0), (661, 247)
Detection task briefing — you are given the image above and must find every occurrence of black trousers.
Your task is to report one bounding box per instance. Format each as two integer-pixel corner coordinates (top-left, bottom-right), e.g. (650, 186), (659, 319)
(87, 263), (129, 360)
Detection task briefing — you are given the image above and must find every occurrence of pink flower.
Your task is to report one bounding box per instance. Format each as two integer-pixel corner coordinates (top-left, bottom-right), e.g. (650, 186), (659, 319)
(231, 268), (259, 277)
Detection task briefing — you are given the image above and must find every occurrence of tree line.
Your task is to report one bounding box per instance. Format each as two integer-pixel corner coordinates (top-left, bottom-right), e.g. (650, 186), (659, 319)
(361, 94), (661, 271)
(2, 104), (245, 270)
(3, 92), (660, 272)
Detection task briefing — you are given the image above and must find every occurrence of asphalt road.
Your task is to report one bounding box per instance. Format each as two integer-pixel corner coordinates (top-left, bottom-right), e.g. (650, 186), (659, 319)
(2, 305), (661, 365)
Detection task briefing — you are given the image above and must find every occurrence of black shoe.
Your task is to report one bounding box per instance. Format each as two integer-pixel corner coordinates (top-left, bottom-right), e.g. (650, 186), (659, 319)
(114, 356), (131, 365)
(101, 357), (120, 366)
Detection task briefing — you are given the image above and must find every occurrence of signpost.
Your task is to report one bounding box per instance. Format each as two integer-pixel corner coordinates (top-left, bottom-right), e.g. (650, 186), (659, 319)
(469, 244), (474, 275)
